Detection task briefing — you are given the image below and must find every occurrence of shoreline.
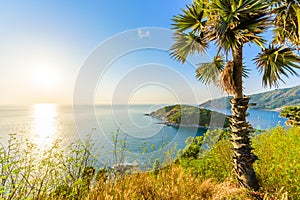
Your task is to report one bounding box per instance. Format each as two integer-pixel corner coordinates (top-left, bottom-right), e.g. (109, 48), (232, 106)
(155, 121), (209, 129)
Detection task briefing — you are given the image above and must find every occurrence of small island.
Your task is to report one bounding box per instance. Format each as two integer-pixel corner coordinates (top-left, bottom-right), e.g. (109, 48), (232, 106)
(147, 104), (230, 129)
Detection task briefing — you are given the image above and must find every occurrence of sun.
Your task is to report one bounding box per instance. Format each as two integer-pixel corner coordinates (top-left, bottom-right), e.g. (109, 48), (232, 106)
(31, 67), (60, 88)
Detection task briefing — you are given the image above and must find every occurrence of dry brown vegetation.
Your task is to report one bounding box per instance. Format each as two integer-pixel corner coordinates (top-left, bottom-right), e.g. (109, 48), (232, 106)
(87, 166), (251, 200)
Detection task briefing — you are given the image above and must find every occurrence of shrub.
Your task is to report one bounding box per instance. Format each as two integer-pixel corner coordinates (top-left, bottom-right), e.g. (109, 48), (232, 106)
(253, 126), (300, 199)
(179, 127), (300, 199)
(179, 129), (233, 181)
(178, 136), (203, 159)
(280, 106), (300, 126)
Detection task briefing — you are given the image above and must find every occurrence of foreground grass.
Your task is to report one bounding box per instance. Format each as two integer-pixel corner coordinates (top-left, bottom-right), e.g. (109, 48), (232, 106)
(0, 126), (299, 199)
(87, 166), (250, 200)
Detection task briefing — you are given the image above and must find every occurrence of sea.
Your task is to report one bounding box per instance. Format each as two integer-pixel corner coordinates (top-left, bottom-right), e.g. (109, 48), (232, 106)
(0, 104), (287, 169)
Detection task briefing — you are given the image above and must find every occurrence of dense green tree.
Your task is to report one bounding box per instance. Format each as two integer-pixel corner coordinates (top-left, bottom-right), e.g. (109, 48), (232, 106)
(280, 106), (300, 126)
(171, 0), (300, 190)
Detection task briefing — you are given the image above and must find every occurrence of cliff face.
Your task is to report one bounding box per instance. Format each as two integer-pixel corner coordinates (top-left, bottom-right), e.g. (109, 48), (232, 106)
(149, 104), (230, 128)
(199, 85), (300, 110)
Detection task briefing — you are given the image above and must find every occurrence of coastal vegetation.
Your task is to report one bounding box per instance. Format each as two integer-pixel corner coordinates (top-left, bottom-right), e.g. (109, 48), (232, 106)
(0, 126), (299, 199)
(149, 104), (230, 128)
(280, 106), (300, 126)
(0, 134), (97, 200)
(2, 0), (300, 199)
(170, 0), (300, 190)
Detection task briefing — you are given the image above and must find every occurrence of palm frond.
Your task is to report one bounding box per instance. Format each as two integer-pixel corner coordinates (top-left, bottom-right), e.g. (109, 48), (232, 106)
(242, 66), (250, 78)
(170, 0), (210, 63)
(171, 0), (208, 33)
(219, 61), (236, 94)
(254, 45), (300, 87)
(170, 32), (208, 63)
(195, 55), (250, 92)
(210, 0), (270, 52)
(195, 55), (224, 84)
(272, 0), (300, 46)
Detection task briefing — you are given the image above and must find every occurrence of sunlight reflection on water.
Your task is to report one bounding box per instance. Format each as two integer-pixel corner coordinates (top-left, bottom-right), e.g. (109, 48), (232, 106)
(33, 104), (57, 146)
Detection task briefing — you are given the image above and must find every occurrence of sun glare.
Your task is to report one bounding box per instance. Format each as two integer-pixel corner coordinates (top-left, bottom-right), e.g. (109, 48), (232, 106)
(33, 104), (57, 140)
(32, 68), (60, 88)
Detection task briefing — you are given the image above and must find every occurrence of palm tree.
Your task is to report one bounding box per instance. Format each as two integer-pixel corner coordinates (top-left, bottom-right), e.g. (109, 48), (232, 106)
(171, 0), (300, 191)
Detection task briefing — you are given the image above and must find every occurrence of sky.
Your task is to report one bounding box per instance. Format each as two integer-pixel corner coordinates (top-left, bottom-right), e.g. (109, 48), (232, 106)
(1, 0), (299, 105)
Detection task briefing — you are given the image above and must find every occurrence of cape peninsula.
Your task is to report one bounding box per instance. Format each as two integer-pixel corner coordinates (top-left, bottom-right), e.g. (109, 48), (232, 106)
(147, 104), (230, 129)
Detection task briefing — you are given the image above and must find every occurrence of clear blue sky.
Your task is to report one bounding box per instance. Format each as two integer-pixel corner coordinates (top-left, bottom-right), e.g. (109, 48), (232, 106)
(0, 0), (299, 105)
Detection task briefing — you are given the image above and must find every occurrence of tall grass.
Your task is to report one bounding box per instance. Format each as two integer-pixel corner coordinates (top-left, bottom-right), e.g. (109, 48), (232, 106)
(0, 127), (299, 199)
(0, 134), (97, 199)
(88, 165), (250, 200)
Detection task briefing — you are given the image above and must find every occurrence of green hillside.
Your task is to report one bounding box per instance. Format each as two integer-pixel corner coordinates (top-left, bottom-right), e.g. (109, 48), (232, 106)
(149, 104), (230, 128)
(199, 85), (300, 110)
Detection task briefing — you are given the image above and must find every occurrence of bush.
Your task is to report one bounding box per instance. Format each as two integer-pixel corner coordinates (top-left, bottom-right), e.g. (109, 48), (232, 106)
(179, 127), (300, 199)
(178, 136), (203, 159)
(253, 126), (300, 199)
(179, 129), (233, 181)
(280, 106), (300, 126)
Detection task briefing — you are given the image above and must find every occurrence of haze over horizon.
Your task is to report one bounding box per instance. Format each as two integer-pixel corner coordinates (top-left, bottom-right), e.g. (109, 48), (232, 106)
(1, 0), (300, 105)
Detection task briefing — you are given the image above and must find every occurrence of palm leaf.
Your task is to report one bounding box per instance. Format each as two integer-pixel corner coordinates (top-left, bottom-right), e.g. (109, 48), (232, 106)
(242, 65), (250, 78)
(196, 56), (250, 86)
(171, 0), (208, 33)
(171, 0), (210, 63)
(195, 55), (224, 84)
(219, 61), (236, 94)
(272, 0), (300, 46)
(170, 32), (208, 63)
(211, 0), (270, 53)
(254, 45), (300, 87)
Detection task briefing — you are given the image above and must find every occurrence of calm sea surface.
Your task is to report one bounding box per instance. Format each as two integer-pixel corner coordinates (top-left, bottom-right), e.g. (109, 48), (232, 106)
(0, 104), (286, 167)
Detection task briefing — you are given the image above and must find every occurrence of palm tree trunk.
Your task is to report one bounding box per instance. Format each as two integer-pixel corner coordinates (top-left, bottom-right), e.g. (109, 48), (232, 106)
(231, 47), (259, 191)
(232, 46), (243, 99)
(230, 97), (259, 190)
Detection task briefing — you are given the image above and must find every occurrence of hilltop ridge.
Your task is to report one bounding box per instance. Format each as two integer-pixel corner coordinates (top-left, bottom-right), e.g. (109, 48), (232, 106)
(199, 85), (300, 110)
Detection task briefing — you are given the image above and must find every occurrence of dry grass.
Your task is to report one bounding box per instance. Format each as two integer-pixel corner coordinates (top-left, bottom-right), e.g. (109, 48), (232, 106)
(87, 165), (251, 200)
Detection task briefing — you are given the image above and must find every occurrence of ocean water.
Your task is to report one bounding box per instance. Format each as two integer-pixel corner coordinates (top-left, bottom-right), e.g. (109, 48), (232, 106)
(0, 104), (286, 168)
(210, 108), (287, 130)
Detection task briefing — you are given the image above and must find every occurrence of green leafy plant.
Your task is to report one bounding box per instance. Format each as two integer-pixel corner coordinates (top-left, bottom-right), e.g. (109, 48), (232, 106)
(280, 106), (300, 126)
(252, 126), (300, 199)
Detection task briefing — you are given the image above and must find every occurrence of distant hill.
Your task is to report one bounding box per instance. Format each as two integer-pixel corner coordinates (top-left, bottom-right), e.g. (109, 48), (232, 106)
(199, 85), (300, 110)
(148, 104), (230, 128)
